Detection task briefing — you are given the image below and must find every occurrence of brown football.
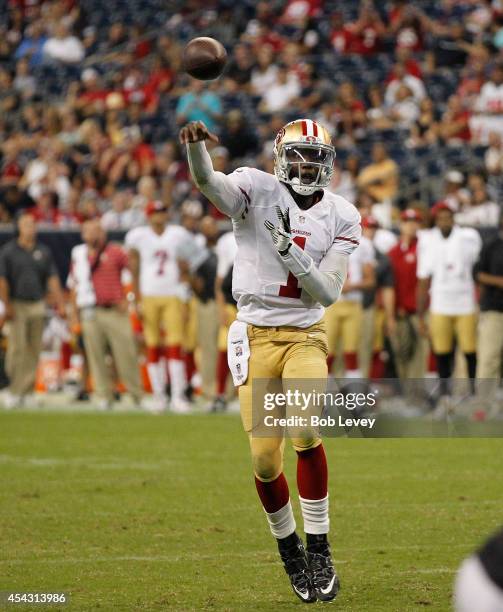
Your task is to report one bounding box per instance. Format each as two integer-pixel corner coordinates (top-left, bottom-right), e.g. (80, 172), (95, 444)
(182, 37), (227, 80)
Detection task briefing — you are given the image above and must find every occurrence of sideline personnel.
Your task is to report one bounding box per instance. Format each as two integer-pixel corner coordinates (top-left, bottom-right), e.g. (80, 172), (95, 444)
(0, 212), (63, 408)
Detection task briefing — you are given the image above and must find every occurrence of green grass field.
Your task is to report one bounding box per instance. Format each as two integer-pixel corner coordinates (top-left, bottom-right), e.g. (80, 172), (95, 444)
(1, 410), (502, 611)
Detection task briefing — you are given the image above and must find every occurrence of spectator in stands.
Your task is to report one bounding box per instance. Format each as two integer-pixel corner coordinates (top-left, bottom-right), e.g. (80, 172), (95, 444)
(357, 143), (399, 204)
(78, 192), (101, 221)
(347, 2), (386, 55)
(442, 170), (469, 212)
(98, 22), (129, 63)
(29, 190), (61, 225)
(385, 63), (425, 107)
(176, 79), (222, 133)
(485, 132), (503, 174)
(427, 22), (472, 70)
(82, 26), (99, 57)
(457, 57), (485, 106)
(101, 191), (143, 231)
(57, 109), (82, 147)
(439, 94), (472, 144)
(67, 218), (146, 410)
(180, 199), (204, 243)
(43, 22), (85, 65)
(251, 46), (278, 98)
(475, 63), (503, 117)
(330, 12), (352, 54)
(474, 212), (503, 406)
(1, 140), (23, 187)
(291, 64), (331, 115)
(417, 203), (482, 400)
(248, 22), (285, 55)
(13, 58), (36, 101)
(388, 84), (420, 129)
(258, 64), (300, 115)
(456, 175), (501, 227)
(280, 0), (320, 28)
(335, 81), (367, 144)
(220, 110), (259, 160)
(133, 175), (157, 211)
(407, 97), (439, 147)
(74, 68), (111, 116)
(14, 21), (47, 67)
(0, 185), (34, 220)
(224, 43), (255, 91)
(388, 3), (425, 53)
(328, 154), (360, 203)
(0, 212), (63, 409)
(367, 85), (394, 131)
(0, 68), (20, 116)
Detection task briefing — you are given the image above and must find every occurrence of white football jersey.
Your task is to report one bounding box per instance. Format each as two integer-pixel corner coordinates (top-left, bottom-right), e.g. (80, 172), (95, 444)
(417, 225), (482, 315)
(125, 224), (193, 298)
(226, 167), (361, 327)
(216, 231), (238, 279)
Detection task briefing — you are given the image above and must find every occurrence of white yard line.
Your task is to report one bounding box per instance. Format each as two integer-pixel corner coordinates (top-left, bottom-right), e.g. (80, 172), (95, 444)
(0, 543), (472, 566)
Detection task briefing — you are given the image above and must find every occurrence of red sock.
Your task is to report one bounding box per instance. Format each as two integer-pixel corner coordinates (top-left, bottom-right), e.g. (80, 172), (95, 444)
(296, 444), (328, 500)
(184, 351), (196, 383)
(255, 473), (290, 513)
(60, 341), (72, 370)
(344, 352), (358, 372)
(370, 351), (385, 379)
(216, 350), (228, 396)
(147, 346), (161, 363)
(327, 354), (335, 372)
(428, 351), (437, 374)
(165, 345), (182, 360)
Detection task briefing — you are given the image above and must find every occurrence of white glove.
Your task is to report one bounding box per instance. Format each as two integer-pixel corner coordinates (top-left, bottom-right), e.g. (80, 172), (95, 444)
(264, 206), (292, 255)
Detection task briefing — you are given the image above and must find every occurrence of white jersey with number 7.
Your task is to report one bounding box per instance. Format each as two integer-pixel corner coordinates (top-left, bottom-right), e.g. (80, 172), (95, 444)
(125, 225), (193, 298)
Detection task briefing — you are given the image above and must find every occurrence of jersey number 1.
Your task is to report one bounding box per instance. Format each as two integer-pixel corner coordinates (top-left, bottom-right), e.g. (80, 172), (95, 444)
(278, 236), (306, 299)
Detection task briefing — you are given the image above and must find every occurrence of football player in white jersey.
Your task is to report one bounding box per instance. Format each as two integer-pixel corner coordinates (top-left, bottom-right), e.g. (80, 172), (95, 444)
(212, 230), (238, 412)
(180, 118), (361, 603)
(126, 200), (193, 413)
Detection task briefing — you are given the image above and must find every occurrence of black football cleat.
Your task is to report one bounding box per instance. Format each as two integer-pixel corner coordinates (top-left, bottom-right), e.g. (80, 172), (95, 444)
(279, 533), (317, 604)
(306, 535), (340, 602)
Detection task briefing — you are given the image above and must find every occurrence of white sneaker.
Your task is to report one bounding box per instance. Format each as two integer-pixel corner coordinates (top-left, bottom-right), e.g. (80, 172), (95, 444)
(96, 398), (113, 411)
(170, 397), (192, 414)
(23, 393), (42, 408)
(1, 391), (22, 410)
(431, 395), (454, 420)
(140, 395), (167, 414)
(227, 399), (241, 414)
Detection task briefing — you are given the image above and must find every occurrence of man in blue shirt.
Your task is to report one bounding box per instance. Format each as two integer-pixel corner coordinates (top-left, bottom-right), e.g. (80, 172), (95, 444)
(14, 22), (48, 68)
(176, 79), (222, 133)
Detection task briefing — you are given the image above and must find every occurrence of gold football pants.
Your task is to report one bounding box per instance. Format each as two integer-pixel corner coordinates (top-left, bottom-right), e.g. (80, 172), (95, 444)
(238, 321), (328, 482)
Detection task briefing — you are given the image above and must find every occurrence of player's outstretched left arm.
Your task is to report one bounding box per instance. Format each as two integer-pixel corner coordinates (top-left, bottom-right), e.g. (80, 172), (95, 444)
(264, 206), (350, 307)
(180, 120), (246, 219)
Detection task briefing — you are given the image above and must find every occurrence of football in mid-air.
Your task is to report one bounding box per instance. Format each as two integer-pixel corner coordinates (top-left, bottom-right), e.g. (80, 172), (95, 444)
(182, 37), (227, 80)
